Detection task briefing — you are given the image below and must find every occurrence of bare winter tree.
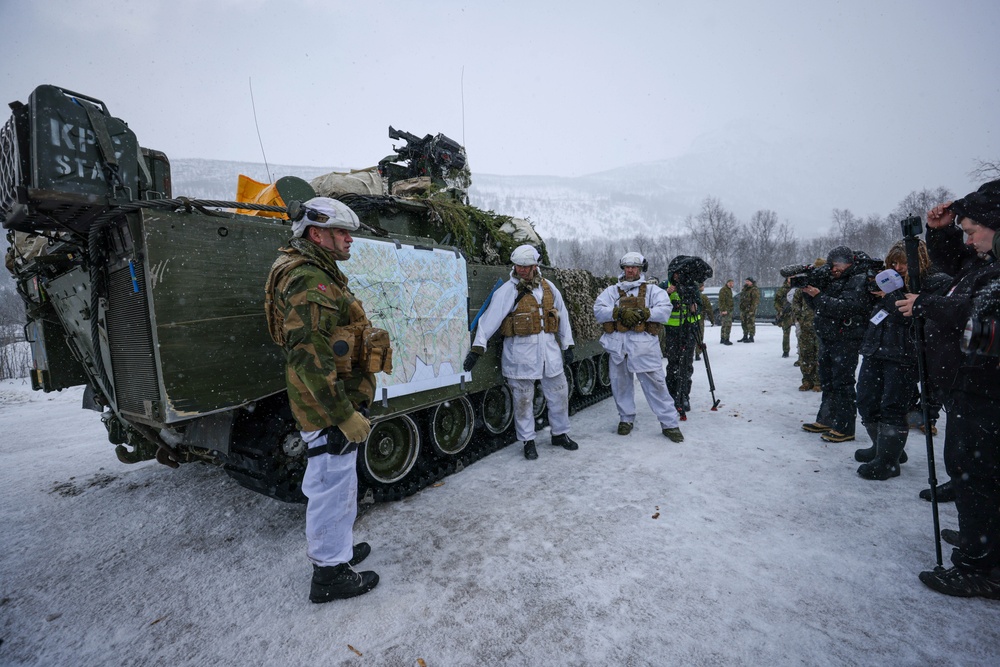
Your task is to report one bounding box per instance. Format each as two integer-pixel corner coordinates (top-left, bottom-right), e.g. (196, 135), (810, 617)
(734, 209), (797, 285)
(685, 197), (740, 286)
(969, 158), (1000, 183)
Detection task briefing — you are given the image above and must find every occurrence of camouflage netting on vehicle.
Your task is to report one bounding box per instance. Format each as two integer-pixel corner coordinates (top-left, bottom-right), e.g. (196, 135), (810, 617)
(422, 197), (550, 266)
(547, 267), (614, 343)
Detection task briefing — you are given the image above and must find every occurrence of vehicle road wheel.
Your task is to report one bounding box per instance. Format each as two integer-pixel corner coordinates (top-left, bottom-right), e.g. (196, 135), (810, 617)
(430, 396), (474, 457)
(574, 358), (596, 396)
(360, 415), (421, 486)
(481, 385), (514, 435)
(532, 380), (547, 419)
(598, 353), (611, 387)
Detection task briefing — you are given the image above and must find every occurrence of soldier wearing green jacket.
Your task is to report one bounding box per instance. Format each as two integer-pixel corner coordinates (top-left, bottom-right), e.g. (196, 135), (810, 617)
(696, 285), (714, 360)
(791, 262), (823, 391)
(738, 277), (761, 342)
(265, 197), (388, 603)
(718, 279), (735, 345)
(775, 280), (794, 357)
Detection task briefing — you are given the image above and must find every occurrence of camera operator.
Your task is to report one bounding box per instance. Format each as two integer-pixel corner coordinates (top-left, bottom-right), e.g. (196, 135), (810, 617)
(800, 246), (876, 442)
(659, 256), (710, 416)
(854, 240), (948, 480)
(895, 180), (1000, 599)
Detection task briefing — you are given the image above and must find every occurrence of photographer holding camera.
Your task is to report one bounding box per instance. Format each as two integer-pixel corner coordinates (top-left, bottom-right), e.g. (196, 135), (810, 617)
(659, 256), (712, 417)
(800, 246), (876, 442)
(854, 240), (948, 480)
(894, 180), (1000, 599)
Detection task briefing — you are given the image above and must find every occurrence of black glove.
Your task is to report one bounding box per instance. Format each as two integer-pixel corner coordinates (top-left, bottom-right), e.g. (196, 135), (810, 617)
(463, 351), (480, 372)
(562, 347), (574, 364)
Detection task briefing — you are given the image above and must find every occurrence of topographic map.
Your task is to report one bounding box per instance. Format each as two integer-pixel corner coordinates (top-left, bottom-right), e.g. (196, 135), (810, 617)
(342, 238), (469, 399)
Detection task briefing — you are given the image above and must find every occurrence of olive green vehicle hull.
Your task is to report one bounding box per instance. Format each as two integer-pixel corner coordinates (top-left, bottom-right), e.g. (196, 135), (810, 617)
(2, 85), (613, 506)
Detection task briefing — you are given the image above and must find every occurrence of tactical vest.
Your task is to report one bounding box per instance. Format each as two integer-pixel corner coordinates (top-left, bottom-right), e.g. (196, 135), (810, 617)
(602, 283), (662, 335)
(265, 249), (393, 376)
(499, 279), (560, 337)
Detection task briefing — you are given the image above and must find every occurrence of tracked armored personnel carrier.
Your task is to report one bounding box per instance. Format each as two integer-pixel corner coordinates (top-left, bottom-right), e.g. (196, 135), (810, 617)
(1, 85), (612, 506)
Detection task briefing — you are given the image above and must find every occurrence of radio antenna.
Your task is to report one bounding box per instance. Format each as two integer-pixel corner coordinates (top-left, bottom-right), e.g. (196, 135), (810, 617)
(249, 77), (273, 183)
(461, 66), (466, 148)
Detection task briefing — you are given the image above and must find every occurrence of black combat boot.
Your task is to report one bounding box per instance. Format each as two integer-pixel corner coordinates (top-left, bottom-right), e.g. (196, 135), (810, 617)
(551, 433), (579, 451)
(737, 336), (748, 343)
(617, 422), (633, 436)
(748, 335), (755, 343)
(920, 480), (956, 502)
(854, 422), (880, 462)
(782, 352), (789, 358)
(722, 340), (733, 346)
(523, 439), (538, 460)
(857, 423), (908, 480)
(681, 396), (691, 413)
(856, 423), (908, 464)
(310, 563), (379, 603)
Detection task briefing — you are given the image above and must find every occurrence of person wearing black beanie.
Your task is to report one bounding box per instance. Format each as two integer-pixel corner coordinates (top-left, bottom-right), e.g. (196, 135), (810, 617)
(896, 179), (1000, 599)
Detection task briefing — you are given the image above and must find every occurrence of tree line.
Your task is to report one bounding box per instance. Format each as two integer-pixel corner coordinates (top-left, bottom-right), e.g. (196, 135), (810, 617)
(546, 187), (955, 285)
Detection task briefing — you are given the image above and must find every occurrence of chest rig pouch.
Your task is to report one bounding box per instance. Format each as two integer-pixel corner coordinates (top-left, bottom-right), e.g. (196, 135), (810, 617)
(329, 298), (394, 376)
(602, 283), (662, 335)
(499, 280), (560, 337)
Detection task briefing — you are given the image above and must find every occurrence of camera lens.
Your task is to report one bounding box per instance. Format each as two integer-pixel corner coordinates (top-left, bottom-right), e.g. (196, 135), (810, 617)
(963, 317), (1000, 356)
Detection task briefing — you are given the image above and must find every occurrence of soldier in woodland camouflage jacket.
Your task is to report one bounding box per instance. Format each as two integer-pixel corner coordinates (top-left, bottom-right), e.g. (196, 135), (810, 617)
(265, 197), (386, 603)
(775, 280), (794, 358)
(718, 279), (735, 345)
(791, 271), (821, 391)
(738, 277), (761, 342)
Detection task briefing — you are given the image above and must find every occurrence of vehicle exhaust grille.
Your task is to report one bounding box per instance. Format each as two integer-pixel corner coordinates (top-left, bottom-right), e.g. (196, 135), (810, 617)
(107, 264), (160, 418)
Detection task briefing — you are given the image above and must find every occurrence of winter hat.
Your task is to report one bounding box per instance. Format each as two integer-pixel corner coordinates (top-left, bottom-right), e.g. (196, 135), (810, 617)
(826, 245), (854, 265)
(292, 197), (360, 237)
(951, 179), (1000, 230)
(510, 244), (540, 266)
(745, 277), (756, 284)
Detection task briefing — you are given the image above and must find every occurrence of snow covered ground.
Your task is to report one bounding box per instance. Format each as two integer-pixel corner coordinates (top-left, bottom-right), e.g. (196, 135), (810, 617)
(1, 325), (998, 666)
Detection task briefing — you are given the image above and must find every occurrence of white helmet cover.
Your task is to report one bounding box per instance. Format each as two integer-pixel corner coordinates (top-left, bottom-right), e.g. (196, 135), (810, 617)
(510, 244), (540, 267)
(620, 251), (645, 268)
(292, 197), (361, 237)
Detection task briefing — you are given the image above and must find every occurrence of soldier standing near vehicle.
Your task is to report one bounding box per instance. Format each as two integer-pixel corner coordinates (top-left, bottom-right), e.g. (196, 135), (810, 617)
(594, 252), (684, 442)
(737, 277), (760, 342)
(265, 197), (389, 603)
(718, 278), (735, 345)
(775, 278), (794, 358)
(465, 244), (578, 460)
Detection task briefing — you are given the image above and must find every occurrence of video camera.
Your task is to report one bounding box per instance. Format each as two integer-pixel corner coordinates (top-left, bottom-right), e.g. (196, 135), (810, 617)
(781, 262), (832, 291)
(962, 279), (1000, 357)
(667, 255), (713, 305)
(781, 250), (885, 292)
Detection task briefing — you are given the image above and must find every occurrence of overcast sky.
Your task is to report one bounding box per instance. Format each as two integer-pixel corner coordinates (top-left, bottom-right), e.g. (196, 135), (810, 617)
(2, 0), (997, 221)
